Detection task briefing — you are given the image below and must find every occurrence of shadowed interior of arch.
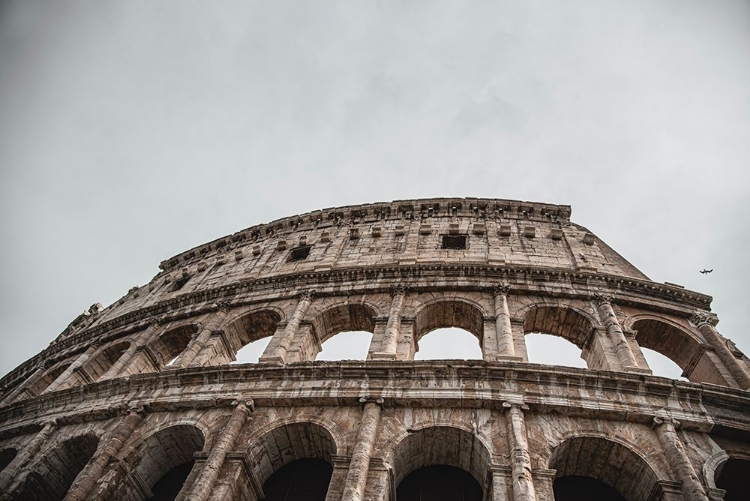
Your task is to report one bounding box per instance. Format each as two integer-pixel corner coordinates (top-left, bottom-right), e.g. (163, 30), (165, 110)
(316, 330), (372, 360)
(397, 465), (482, 501)
(414, 327), (483, 360)
(20, 434), (99, 499)
(0, 447), (16, 472)
(716, 457), (750, 501)
(225, 310), (281, 365)
(261, 458), (332, 501)
(525, 332), (587, 369)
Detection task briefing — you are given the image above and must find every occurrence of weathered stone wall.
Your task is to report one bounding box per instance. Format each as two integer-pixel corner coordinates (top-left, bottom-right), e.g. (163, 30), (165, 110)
(0, 198), (748, 500)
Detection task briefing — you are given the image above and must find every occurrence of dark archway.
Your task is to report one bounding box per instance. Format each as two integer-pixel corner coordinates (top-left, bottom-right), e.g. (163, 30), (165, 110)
(225, 310), (282, 364)
(716, 458), (750, 501)
(147, 325), (200, 369)
(18, 434), (99, 500)
(0, 447), (17, 472)
(114, 424), (205, 500)
(554, 475), (626, 501)
(397, 465), (482, 501)
(80, 341), (130, 383)
(549, 436), (660, 501)
(261, 458), (332, 501)
(414, 301), (484, 344)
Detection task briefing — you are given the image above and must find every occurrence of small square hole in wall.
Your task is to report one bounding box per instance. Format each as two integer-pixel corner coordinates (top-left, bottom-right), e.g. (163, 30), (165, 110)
(171, 276), (190, 291)
(442, 235), (467, 250)
(289, 246), (311, 261)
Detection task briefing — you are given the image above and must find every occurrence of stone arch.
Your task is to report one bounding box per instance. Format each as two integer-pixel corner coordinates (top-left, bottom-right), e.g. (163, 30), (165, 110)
(222, 308), (282, 359)
(25, 360), (74, 397)
(413, 298), (486, 343)
(146, 323), (200, 368)
(521, 303), (597, 348)
(79, 340), (131, 383)
(548, 434), (663, 501)
(113, 423), (206, 500)
(311, 302), (378, 344)
(390, 425), (492, 494)
(703, 449), (750, 497)
(19, 432), (100, 500)
(247, 421), (339, 489)
(629, 316), (727, 385)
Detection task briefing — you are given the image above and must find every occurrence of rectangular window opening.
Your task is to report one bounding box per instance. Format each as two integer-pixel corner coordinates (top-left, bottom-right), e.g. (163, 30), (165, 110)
(289, 246), (311, 261)
(442, 235), (467, 250)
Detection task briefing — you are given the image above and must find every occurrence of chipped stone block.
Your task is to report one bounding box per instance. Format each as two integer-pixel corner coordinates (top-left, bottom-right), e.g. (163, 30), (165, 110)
(419, 225), (432, 235)
(550, 228), (563, 240)
(499, 224), (512, 237)
(523, 226), (536, 238)
(583, 233), (595, 245)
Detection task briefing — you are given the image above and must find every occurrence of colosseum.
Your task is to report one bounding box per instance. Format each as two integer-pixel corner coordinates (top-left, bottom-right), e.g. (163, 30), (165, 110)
(0, 197), (748, 501)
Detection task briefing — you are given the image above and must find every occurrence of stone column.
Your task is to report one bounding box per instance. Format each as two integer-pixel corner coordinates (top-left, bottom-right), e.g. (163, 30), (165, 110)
(372, 286), (407, 360)
(341, 398), (384, 501)
(493, 286), (518, 360)
(692, 313), (750, 389)
(172, 307), (231, 369)
(0, 420), (57, 495)
(265, 290), (315, 363)
(43, 344), (99, 394)
(101, 323), (161, 380)
(0, 364), (47, 405)
(593, 294), (638, 370)
(64, 406), (146, 501)
(185, 401), (252, 501)
(653, 417), (709, 501)
(503, 402), (537, 501)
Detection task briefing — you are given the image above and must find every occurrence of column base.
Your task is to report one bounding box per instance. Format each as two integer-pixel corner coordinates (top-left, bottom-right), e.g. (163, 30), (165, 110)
(258, 356), (285, 365)
(493, 355), (524, 363)
(369, 352), (398, 361)
(624, 365), (653, 375)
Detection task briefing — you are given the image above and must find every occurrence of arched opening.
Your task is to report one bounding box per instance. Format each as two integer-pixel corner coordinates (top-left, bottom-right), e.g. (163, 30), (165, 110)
(261, 458), (333, 501)
(114, 424), (205, 500)
(80, 341), (130, 383)
(549, 436), (660, 501)
(525, 333), (587, 369)
(716, 457), (750, 501)
(392, 426), (490, 500)
(25, 363), (71, 396)
(414, 328), (483, 360)
(249, 422), (337, 498)
(640, 347), (686, 381)
(632, 319), (727, 385)
(147, 325), (199, 369)
(19, 434), (99, 500)
(225, 310), (281, 365)
(554, 475), (626, 501)
(0, 447), (17, 472)
(397, 465), (482, 501)
(316, 331), (372, 361)
(413, 301), (484, 360)
(524, 306), (595, 369)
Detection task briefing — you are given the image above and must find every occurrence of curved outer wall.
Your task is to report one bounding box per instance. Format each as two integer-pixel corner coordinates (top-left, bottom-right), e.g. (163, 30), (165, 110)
(0, 198), (749, 500)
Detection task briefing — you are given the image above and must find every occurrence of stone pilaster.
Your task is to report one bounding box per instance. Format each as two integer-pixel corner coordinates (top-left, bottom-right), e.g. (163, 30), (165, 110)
(0, 420), (57, 497)
(263, 290), (315, 363)
(371, 286), (407, 360)
(172, 306), (231, 369)
(592, 294), (639, 371)
(691, 312), (750, 389)
(653, 416), (709, 501)
(101, 322), (161, 380)
(186, 401), (252, 501)
(340, 398), (384, 501)
(503, 402), (537, 501)
(43, 344), (99, 394)
(64, 405), (146, 501)
(493, 286), (521, 361)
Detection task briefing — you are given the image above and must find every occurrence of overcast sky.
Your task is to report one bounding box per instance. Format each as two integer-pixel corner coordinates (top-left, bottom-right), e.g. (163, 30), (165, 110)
(1, 1), (748, 378)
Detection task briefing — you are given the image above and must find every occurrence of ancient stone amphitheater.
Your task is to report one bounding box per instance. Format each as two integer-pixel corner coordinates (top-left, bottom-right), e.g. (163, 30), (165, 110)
(0, 198), (748, 501)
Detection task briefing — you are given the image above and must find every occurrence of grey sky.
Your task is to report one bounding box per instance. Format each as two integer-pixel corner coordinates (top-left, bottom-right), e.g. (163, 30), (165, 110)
(1, 1), (748, 377)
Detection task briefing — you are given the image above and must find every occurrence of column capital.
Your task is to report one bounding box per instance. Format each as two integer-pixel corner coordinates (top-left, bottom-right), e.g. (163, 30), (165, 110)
(690, 312), (718, 328)
(492, 284), (511, 297)
(390, 285), (408, 297)
(299, 289), (316, 301)
(652, 415), (682, 429)
(231, 399), (255, 413)
(502, 401), (529, 411)
(124, 402), (149, 417)
(359, 397), (384, 408)
(591, 293), (615, 306)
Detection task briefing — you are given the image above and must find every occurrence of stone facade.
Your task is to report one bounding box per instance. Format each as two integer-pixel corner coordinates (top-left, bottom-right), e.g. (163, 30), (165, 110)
(0, 197), (748, 500)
